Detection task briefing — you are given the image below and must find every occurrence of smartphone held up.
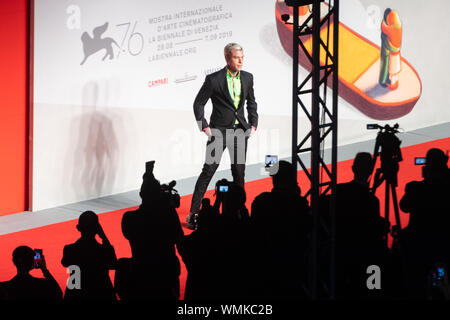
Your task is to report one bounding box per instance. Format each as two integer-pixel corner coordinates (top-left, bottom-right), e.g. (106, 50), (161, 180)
(33, 249), (43, 269)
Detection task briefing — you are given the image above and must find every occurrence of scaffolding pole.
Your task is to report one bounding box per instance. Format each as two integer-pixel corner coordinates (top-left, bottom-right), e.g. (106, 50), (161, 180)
(284, 0), (339, 299)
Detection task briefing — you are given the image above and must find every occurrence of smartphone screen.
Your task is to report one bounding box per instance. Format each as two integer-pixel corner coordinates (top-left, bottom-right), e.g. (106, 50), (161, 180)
(33, 249), (43, 269)
(219, 185), (228, 192)
(437, 267), (445, 279)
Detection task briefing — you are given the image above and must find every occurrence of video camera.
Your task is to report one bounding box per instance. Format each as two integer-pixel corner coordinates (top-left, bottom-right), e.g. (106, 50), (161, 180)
(145, 161), (180, 208)
(367, 123), (403, 173)
(368, 123), (403, 229)
(161, 180), (180, 208)
(367, 123), (400, 133)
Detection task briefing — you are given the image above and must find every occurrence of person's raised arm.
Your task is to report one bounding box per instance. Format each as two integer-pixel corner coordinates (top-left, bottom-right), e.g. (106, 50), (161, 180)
(97, 223), (117, 269)
(97, 223), (111, 246)
(40, 254), (63, 299)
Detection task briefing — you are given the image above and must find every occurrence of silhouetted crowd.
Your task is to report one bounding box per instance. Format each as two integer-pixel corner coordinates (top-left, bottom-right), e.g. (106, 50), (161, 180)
(0, 147), (448, 301)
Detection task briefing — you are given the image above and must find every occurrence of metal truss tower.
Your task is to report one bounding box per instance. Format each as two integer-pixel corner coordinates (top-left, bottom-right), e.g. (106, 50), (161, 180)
(282, 0), (339, 299)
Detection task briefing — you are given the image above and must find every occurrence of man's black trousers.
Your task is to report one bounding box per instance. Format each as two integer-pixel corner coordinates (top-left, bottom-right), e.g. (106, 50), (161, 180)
(190, 127), (249, 214)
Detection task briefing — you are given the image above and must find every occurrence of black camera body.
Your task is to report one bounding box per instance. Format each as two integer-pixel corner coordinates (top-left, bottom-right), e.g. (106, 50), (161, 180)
(369, 123), (403, 173)
(369, 123), (404, 228)
(145, 161), (180, 208)
(367, 123), (399, 133)
(161, 181), (181, 208)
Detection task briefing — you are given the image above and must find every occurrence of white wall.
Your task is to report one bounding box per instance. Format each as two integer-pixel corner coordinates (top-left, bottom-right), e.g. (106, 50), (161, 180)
(33, 0), (450, 210)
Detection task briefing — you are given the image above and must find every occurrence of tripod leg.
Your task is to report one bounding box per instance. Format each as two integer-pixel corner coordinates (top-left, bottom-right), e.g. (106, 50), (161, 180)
(385, 181), (390, 224)
(391, 183), (401, 229)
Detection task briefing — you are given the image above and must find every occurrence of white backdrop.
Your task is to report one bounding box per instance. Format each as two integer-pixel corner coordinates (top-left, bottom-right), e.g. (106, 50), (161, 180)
(33, 0), (450, 210)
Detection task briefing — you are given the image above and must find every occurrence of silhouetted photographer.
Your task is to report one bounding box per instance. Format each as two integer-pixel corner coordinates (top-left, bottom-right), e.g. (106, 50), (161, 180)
(250, 161), (311, 299)
(1, 246), (62, 300)
(400, 148), (450, 231)
(61, 210), (117, 300)
(214, 181), (254, 299)
(320, 152), (390, 299)
(391, 148), (450, 299)
(178, 198), (222, 300)
(118, 161), (183, 300)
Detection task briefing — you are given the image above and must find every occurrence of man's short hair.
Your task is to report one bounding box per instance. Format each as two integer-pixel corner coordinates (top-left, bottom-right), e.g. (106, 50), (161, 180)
(425, 148), (448, 171)
(12, 246), (35, 269)
(77, 210), (99, 234)
(352, 152), (374, 178)
(272, 160), (297, 188)
(224, 43), (243, 57)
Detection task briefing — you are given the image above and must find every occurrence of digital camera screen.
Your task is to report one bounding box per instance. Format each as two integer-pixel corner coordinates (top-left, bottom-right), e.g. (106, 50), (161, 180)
(265, 155), (278, 166)
(415, 157), (426, 165)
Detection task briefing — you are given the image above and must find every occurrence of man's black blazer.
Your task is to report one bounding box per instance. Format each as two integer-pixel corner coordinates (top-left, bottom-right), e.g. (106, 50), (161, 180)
(193, 67), (258, 131)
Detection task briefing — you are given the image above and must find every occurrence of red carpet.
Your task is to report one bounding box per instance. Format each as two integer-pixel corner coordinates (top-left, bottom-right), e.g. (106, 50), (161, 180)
(0, 138), (448, 299)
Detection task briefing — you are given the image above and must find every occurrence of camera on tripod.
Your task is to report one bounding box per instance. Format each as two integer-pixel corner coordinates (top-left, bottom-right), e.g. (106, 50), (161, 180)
(367, 123), (403, 170)
(367, 123), (403, 230)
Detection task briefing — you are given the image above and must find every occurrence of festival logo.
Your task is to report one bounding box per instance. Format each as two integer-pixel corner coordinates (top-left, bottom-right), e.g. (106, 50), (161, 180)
(80, 22), (119, 65)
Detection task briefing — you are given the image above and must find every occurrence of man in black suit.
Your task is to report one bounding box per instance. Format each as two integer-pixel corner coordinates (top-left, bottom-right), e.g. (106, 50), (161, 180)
(187, 43), (258, 228)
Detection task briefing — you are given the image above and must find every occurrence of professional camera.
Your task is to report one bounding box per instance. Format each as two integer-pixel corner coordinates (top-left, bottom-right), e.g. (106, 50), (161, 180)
(367, 123), (403, 181)
(145, 161), (180, 208)
(161, 180), (180, 208)
(368, 123), (403, 229)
